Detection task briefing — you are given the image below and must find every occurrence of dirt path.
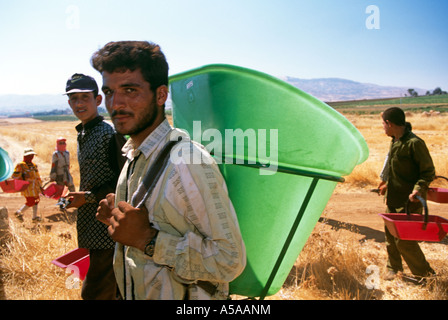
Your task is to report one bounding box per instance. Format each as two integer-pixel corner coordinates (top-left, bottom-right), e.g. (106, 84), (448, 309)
(0, 193), (76, 234)
(0, 135), (26, 165)
(0, 118), (43, 163)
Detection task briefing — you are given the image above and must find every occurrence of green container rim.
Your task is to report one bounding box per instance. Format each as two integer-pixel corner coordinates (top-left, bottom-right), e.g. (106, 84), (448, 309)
(169, 63), (369, 170)
(0, 147), (13, 182)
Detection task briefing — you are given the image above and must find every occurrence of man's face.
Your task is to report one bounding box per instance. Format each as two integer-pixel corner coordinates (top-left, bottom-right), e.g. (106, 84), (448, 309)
(68, 92), (101, 125)
(57, 140), (66, 152)
(101, 69), (164, 141)
(382, 119), (392, 137)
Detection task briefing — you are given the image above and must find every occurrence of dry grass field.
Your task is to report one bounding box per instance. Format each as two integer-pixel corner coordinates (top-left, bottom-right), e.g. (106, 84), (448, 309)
(1, 111), (448, 300)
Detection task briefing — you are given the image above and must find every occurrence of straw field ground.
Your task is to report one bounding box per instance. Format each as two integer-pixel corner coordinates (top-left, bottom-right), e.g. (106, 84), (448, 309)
(1, 111), (448, 300)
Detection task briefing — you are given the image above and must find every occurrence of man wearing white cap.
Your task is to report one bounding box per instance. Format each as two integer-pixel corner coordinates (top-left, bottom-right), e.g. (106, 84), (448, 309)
(12, 148), (42, 222)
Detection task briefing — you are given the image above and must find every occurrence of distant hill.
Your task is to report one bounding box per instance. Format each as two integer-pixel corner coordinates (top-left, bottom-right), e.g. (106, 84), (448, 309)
(0, 94), (68, 116)
(0, 77), (428, 115)
(283, 77), (427, 102)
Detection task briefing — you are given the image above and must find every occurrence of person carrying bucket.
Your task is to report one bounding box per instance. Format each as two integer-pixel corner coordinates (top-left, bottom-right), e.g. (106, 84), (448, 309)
(49, 137), (75, 193)
(380, 107), (435, 281)
(12, 148), (42, 222)
(93, 41), (246, 300)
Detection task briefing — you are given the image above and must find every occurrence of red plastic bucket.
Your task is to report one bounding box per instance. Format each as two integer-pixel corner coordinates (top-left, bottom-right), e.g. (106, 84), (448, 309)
(379, 196), (448, 242)
(428, 176), (448, 203)
(379, 213), (448, 242)
(0, 179), (29, 193)
(51, 248), (90, 281)
(42, 182), (65, 199)
(427, 187), (448, 203)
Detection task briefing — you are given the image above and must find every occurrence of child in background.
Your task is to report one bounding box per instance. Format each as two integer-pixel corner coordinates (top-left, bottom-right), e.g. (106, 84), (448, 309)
(50, 137), (75, 192)
(13, 148), (42, 222)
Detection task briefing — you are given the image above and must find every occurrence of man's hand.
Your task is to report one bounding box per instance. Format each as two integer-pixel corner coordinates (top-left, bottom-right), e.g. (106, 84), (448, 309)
(378, 181), (387, 195)
(65, 191), (87, 209)
(409, 190), (421, 202)
(99, 198), (157, 252)
(96, 193), (116, 226)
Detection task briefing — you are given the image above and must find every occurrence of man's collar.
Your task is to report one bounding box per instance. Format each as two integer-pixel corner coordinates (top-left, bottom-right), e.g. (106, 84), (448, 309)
(392, 128), (412, 143)
(75, 115), (104, 132)
(122, 118), (173, 160)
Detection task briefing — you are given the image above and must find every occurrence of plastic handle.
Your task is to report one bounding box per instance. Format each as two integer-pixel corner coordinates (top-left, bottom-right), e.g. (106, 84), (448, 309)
(405, 195), (429, 229)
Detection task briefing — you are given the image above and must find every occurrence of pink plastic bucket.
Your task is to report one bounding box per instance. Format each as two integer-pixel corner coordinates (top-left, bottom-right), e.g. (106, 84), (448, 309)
(379, 195), (448, 242)
(0, 179), (29, 193)
(51, 248), (90, 280)
(42, 182), (65, 199)
(427, 187), (448, 203)
(379, 213), (448, 242)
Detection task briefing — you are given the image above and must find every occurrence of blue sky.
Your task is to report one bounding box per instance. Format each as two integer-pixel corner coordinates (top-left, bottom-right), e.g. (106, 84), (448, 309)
(0, 0), (447, 95)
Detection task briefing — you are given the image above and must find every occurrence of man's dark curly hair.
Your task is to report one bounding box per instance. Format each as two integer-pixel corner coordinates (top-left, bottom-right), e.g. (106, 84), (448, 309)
(382, 107), (406, 126)
(91, 41), (169, 92)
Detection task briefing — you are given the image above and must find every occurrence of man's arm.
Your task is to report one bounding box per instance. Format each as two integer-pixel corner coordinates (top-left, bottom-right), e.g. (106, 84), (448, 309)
(410, 139), (435, 202)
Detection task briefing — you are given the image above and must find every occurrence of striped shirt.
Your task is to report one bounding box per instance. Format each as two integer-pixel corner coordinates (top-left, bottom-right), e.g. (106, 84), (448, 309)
(114, 119), (246, 300)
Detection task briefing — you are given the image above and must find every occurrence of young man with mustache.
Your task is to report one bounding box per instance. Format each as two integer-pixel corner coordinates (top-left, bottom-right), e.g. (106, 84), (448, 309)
(93, 41), (246, 300)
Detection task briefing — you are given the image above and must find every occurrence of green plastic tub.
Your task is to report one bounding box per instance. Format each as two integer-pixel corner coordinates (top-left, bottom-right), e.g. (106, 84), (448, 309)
(169, 64), (368, 298)
(0, 147), (13, 182)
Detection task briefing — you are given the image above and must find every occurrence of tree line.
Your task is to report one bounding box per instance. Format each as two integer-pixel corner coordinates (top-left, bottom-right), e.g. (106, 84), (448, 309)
(407, 87), (447, 97)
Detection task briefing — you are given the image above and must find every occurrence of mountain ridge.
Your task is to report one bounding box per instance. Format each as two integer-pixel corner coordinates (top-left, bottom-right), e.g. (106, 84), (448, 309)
(0, 77), (428, 116)
(283, 76), (427, 102)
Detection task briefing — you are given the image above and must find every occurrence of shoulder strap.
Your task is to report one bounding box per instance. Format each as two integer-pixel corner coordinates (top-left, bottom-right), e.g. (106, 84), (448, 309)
(131, 137), (182, 209)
